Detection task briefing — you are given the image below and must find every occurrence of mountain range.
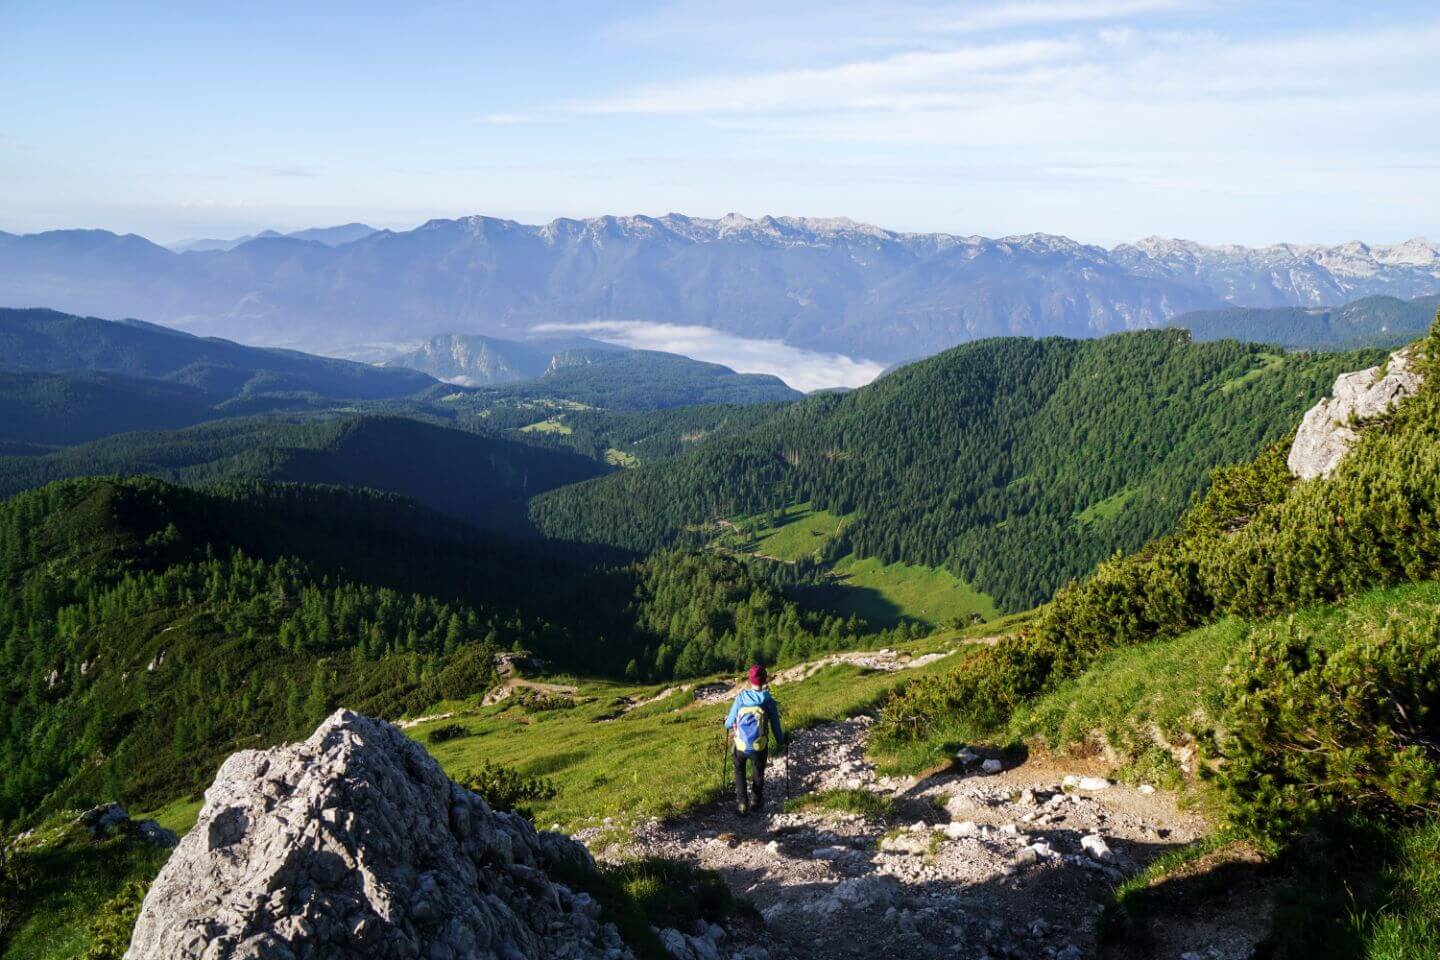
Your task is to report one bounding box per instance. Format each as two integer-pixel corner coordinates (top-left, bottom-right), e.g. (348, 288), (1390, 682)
(4, 215), (1437, 363)
(165, 222), (379, 253)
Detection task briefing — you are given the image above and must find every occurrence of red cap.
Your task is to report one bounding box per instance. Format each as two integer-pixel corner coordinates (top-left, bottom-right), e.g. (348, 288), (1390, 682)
(748, 665), (767, 687)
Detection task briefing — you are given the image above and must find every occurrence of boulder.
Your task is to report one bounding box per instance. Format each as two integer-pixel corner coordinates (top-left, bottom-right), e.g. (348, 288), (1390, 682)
(1288, 348), (1423, 479)
(79, 802), (130, 837)
(134, 819), (179, 848)
(125, 709), (631, 960)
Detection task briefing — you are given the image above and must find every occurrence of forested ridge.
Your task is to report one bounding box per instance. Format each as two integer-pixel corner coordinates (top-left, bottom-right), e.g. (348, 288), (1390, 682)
(533, 331), (1379, 610)
(1178, 293), (1440, 351)
(0, 478), (541, 821)
(0, 475), (894, 825)
(0, 414), (609, 536)
(873, 317), (1440, 955)
(467, 349), (802, 410)
(0, 371), (217, 446)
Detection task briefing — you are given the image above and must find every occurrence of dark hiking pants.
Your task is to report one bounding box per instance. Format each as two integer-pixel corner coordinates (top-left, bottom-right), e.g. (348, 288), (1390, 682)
(733, 748), (767, 810)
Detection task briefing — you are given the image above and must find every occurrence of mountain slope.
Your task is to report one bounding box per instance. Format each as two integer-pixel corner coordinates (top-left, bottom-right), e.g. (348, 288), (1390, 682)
(478, 348), (804, 409)
(876, 320), (1440, 956)
(0, 414), (609, 536)
(0, 371), (217, 446)
(383, 333), (566, 385)
(9, 215), (1436, 363)
(1173, 293), (1440, 350)
(0, 477), (563, 822)
(0, 473), (885, 828)
(0, 307), (434, 400)
(533, 331), (1379, 610)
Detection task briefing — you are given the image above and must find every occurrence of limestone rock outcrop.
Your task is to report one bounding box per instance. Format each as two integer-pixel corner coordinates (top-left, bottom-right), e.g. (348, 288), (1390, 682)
(1287, 348), (1423, 479)
(125, 709), (632, 960)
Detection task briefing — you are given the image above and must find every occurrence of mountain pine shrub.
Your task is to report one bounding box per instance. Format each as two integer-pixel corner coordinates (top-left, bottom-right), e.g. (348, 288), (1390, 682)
(880, 316), (1440, 776)
(1214, 612), (1440, 839)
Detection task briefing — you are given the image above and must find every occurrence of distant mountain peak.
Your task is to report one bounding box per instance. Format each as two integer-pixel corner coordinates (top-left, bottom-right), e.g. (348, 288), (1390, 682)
(168, 222), (378, 253)
(7, 215), (1440, 364)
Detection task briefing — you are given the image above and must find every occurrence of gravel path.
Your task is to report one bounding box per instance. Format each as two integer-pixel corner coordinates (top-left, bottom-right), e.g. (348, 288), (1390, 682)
(586, 715), (1225, 960)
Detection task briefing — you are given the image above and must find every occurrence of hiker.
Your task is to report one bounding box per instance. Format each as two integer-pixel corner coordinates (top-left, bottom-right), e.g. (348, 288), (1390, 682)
(724, 664), (784, 816)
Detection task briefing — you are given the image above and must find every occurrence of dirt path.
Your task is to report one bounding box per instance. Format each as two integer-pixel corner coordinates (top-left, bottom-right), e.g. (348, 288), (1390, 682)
(674, 649), (958, 712)
(585, 715), (1243, 960)
(480, 677), (578, 707)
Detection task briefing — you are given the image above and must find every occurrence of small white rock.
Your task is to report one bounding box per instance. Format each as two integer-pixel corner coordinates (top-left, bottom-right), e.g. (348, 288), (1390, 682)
(1081, 834), (1115, 862)
(981, 759), (1003, 774)
(1138, 784), (1156, 795)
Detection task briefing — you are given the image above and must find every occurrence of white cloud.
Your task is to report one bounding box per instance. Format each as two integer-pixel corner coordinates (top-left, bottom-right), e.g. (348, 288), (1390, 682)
(576, 19), (1440, 156)
(925, 0), (1188, 33)
(581, 39), (1078, 114)
(532, 321), (886, 392)
(480, 113), (535, 125)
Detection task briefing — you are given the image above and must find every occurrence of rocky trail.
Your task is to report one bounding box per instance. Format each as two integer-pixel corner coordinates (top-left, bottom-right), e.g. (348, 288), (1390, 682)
(585, 715), (1254, 960)
(623, 649), (959, 715)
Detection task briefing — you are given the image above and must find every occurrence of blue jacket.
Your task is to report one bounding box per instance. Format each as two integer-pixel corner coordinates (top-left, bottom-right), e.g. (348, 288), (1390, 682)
(724, 687), (783, 751)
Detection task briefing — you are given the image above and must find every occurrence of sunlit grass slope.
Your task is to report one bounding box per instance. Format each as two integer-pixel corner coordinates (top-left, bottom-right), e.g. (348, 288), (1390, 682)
(411, 634), (968, 829)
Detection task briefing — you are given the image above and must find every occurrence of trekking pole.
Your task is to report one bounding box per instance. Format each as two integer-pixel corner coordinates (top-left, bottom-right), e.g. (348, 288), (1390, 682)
(783, 729), (794, 807)
(718, 728), (729, 795)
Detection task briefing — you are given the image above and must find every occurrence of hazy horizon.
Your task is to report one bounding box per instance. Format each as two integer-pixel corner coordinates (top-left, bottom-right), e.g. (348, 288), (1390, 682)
(5, 210), (1436, 254)
(3, 1), (1437, 248)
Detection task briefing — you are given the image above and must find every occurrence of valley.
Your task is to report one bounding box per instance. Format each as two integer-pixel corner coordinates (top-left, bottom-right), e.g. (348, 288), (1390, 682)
(1, 271), (1438, 960)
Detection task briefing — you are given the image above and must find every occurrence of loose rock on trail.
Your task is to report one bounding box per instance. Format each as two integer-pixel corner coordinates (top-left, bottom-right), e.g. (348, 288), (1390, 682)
(584, 715), (1236, 960)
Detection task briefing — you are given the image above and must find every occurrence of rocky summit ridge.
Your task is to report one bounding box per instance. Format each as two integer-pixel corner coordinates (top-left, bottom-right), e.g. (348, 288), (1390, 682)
(125, 710), (630, 960)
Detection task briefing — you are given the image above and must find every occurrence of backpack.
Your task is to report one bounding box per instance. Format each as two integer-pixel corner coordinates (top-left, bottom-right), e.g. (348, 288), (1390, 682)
(734, 703), (769, 754)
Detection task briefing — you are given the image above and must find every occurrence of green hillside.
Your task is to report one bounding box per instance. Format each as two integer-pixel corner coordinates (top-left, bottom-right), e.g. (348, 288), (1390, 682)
(3, 318), (1437, 959)
(0, 478), (531, 822)
(472, 349), (802, 410)
(0, 307), (434, 401)
(0, 414), (609, 536)
(534, 331), (1379, 611)
(1178, 293), (1440, 351)
(713, 503), (997, 627)
(876, 320), (1440, 957)
(499, 403), (785, 467)
(0, 371), (216, 446)
(0, 474), (896, 826)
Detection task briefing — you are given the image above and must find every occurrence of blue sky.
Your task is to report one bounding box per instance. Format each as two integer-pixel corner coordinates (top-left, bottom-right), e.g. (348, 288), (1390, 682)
(2, 0), (1437, 246)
